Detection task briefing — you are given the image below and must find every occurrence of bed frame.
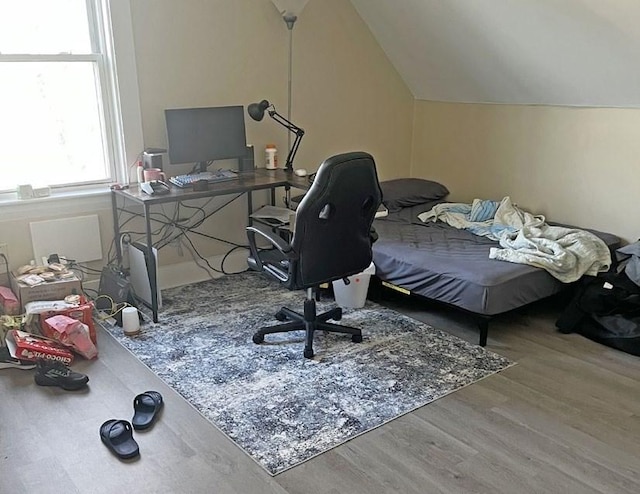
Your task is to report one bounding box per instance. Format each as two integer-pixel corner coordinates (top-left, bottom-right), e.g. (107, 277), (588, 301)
(371, 204), (621, 346)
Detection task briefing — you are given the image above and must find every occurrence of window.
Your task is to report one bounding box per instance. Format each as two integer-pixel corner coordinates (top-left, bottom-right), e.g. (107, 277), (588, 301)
(0, 0), (124, 194)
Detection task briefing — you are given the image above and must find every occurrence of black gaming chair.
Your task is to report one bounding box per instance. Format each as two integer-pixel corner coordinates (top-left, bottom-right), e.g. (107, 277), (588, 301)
(246, 151), (382, 358)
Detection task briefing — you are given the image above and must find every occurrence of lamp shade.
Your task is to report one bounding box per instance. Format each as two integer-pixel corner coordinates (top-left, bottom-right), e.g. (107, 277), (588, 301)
(270, 0), (310, 17)
(247, 100), (271, 121)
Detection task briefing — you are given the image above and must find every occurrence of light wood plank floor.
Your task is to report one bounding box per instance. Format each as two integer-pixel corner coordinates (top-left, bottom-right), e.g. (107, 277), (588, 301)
(1, 292), (639, 494)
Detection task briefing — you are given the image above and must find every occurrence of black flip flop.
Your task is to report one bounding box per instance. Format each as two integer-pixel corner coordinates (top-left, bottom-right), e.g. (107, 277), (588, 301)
(100, 419), (139, 459)
(132, 390), (164, 430)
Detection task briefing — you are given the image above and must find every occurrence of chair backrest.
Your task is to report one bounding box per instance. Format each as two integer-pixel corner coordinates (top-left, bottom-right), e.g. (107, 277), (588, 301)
(290, 151), (382, 289)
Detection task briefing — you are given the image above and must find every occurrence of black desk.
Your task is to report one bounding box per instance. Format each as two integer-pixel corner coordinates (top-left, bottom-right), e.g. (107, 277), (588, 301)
(110, 169), (310, 322)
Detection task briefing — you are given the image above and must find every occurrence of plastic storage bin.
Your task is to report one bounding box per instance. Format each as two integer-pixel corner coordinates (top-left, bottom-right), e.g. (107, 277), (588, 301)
(332, 262), (375, 308)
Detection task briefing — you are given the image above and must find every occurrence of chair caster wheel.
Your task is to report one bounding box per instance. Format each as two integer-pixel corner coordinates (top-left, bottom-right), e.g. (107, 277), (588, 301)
(275, 310), (287, 321)
(253, 333), (264, 344)
(352, 334), (362, 343)
(303, 348), (314, 359)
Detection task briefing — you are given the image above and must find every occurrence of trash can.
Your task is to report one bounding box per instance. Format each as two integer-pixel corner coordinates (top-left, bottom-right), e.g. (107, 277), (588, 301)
(332, 262), (375, 309)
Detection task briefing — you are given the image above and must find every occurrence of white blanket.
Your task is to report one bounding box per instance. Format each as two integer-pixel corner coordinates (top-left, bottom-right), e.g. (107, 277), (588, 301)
(418, 197), (611, 283)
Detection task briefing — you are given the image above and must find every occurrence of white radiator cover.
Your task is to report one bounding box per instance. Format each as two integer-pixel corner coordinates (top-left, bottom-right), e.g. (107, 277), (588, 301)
(30, 214), (102, 263)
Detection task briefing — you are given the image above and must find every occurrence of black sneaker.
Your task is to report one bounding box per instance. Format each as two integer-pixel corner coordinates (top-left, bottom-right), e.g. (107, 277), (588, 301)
(34, 360), (89, 390)
(0, 346), (36, 370)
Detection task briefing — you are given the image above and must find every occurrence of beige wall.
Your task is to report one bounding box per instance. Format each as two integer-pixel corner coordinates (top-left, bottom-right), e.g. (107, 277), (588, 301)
(131, 0), (413, 179)
(412, 101), (640, 243)
(0, 0), (413, 275)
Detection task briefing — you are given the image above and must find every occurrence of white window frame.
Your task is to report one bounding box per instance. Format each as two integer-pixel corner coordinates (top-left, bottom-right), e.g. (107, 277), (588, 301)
(0, 0), (142, 211)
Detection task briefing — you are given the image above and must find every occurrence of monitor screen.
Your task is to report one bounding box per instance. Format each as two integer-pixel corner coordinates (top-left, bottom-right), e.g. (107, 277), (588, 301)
(164, 105), (247, 169)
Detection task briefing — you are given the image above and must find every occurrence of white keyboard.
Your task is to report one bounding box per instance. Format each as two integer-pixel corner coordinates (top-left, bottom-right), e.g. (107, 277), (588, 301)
(169, 170), (238, 188)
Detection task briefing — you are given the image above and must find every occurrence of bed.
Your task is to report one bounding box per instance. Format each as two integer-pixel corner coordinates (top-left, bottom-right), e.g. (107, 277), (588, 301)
(371, 179), (621, 346)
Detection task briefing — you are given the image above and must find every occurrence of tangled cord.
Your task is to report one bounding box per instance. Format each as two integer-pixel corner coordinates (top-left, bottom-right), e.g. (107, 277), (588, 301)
(93, 293), (135, 321)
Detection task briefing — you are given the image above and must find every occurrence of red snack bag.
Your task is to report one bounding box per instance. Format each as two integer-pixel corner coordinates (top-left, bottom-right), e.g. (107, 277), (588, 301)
(43, 314), (98, 360)
(0, 286), (20, 315)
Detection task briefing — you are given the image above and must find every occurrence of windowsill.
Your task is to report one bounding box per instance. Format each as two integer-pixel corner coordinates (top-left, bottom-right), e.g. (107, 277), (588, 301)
(0, 185), (114, 219)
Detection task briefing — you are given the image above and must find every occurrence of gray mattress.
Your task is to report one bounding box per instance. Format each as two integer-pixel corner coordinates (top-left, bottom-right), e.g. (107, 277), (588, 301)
(372, 203), (621, 316)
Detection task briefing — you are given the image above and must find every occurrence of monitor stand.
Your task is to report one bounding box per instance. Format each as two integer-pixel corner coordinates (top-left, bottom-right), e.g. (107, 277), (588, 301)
(196, 161), (209, 173)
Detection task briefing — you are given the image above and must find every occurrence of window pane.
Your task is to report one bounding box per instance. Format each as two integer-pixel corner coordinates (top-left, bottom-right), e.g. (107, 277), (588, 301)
(0, 0), (92, 54)
(0, 62), (110, 191)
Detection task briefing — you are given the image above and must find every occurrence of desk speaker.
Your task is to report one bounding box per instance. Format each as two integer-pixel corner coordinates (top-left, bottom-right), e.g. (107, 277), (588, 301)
(239, 145), (254, 172)
(143, 151), (163, 170)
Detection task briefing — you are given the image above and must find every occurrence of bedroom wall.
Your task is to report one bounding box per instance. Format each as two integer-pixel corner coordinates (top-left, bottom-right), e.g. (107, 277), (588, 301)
(411, 101), (640, 243)
(131, 0), (413, 181)
(0, 0), (413, 277)
(127, 0), (413, 265)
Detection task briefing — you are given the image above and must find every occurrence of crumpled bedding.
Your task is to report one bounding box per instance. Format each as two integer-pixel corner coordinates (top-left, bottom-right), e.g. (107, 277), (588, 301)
(418, 196), (611, 283)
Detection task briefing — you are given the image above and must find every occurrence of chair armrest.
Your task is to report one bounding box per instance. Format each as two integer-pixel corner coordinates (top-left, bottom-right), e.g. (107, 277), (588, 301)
(246, 225), (295, 274)
(247, 225), (293, 254)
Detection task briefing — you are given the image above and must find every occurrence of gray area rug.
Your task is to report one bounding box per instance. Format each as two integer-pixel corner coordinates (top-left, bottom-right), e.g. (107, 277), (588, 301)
(103, 271), (515, 475)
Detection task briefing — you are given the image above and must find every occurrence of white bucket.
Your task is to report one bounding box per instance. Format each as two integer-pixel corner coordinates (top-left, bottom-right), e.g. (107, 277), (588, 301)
(332, 262), (376, 309)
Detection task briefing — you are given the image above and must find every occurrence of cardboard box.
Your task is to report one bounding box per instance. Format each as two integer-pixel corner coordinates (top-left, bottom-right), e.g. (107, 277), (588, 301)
(11, 272), (82, 311)
(6, 329), (74, 365)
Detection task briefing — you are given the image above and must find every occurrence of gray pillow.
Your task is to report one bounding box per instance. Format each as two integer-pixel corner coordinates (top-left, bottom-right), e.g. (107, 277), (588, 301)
(381, 178), (449, 213)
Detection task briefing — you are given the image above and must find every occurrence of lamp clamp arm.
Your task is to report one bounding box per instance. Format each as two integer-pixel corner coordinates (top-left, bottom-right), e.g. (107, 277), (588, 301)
(266, 107), (305, 172)
(268, 108), (304, 135)
(283, 132), (303, 172)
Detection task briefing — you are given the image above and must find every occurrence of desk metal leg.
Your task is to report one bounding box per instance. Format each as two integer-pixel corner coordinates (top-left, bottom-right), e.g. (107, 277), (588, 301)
(111, 191), (123, 264)
(284, 184), (291, 208)
(247, 190), (253, 226)
(143, 204), (159, 323)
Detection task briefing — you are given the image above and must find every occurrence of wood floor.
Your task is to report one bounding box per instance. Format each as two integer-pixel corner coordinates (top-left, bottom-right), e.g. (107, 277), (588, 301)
(2, 293), (639, 494)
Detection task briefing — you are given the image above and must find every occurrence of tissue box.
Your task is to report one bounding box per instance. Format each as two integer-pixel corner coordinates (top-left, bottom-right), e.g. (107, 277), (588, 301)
(5, 329), (74, 365)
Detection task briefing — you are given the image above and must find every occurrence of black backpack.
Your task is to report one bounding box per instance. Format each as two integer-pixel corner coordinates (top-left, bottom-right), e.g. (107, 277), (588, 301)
(556, 244), (640, 357)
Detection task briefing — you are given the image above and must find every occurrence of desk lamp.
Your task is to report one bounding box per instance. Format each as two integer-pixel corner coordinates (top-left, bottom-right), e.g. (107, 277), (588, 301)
(247, 100), (304, 173)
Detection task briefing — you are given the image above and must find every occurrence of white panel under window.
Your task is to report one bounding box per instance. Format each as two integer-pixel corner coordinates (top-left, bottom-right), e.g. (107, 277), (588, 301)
(30, 215), (103, 263)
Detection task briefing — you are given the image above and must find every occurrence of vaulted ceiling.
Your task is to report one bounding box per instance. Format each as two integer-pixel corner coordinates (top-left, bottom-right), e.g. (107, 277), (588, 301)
(349, 0), (640, 107)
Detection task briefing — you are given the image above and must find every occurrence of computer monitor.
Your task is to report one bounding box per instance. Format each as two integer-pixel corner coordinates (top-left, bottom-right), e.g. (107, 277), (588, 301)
(165, 105), (247, 173)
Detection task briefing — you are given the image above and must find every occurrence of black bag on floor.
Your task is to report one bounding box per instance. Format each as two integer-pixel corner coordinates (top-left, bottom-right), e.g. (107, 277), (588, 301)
(556, 242), (640, 357)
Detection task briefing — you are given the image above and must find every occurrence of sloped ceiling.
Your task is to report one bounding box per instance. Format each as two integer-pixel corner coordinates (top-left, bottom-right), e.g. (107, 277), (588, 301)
(349, 0), (640, 107)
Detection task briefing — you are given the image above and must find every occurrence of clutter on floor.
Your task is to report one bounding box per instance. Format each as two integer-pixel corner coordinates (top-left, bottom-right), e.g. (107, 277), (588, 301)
(1, 250), (168, 463)
(10, 262), (82, 311)
(1, 253), (97, 392)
